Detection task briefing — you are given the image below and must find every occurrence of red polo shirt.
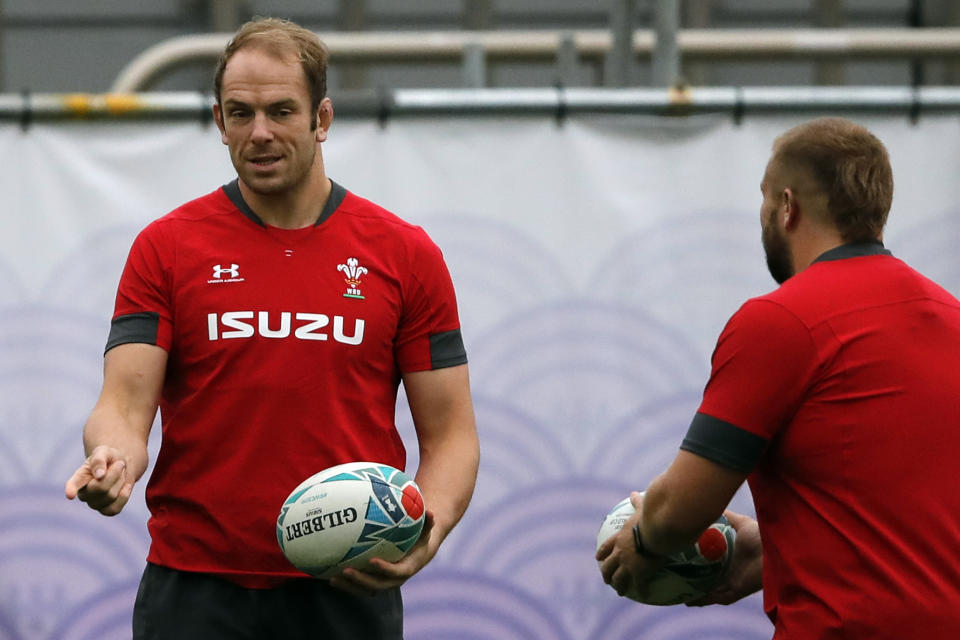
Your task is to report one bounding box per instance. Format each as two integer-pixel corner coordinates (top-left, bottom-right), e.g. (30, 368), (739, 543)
(683, 243), (960, 639)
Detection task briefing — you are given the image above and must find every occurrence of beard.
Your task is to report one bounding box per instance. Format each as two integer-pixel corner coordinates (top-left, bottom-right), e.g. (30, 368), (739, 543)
(232, 142), (317, 197)
(762, 213), (794, 285)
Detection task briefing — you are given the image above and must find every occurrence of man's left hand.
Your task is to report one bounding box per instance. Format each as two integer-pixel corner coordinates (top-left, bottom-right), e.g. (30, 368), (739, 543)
(596, 492), (666, 599)
(329, 510), (438, 597)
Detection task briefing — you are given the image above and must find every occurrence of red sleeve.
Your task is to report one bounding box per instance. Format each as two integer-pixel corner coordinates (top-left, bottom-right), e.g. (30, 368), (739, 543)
(697, 298), (819, 440)
(109, 221), (175, 351)
(394, 228), (466, 373)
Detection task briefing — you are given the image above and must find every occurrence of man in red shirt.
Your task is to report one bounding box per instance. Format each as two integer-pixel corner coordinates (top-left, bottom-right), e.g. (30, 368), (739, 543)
(64, 17), (479, 640)
(598, 117), (960, 638)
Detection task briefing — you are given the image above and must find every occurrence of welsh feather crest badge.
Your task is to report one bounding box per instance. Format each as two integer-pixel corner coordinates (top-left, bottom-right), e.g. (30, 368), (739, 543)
(337, 257), (368, 299)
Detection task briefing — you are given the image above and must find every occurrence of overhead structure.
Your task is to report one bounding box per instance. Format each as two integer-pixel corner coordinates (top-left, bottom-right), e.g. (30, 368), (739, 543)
(109, 28), (960, 93)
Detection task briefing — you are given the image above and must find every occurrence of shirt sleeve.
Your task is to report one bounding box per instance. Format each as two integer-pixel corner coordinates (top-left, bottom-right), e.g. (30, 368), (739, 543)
(681, 298), (819, 471)
(105, 222), (174, 353)
(394, 228), (467, 373)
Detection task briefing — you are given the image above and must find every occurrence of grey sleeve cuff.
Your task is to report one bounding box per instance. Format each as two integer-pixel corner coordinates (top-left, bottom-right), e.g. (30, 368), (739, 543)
(680, 412), (768, 473)
(105, 312), (160, 353)
(429, 329), (468, 369)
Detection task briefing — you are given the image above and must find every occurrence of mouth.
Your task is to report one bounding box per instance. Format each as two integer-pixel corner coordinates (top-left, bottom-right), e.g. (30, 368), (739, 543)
(247, 154), (282, 169)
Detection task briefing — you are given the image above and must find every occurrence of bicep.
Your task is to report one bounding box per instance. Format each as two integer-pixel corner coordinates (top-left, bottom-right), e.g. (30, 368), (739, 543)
(701, 300), (817, 440)
(97, 343), (167, 435)
(402, 364), (475, 441)
(402, 365), (479, 530)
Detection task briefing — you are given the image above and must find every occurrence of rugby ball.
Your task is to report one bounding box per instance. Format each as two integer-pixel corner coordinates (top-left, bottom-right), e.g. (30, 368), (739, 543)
(277, 462), (425, 579)
(596, 495), (735, 605)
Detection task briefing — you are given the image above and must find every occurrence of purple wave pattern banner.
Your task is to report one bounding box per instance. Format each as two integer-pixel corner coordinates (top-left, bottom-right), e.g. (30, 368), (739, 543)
(0, 488), (149, 640)
(0, 257), (27, 305)
(447, 479), (638, 636)
(0, 608), (22, 640)
(583, 392), (705, 479)
(588, 211), (775, 358)
(0, 308), (108, 485)
(47, 581), (142, 640)
(39, 226), (143, 315)
(587, 597), (772, 640)
(4, 118), (958, 639)
(403, 569), (576, 640)
(464, 301), (707, 459)
(447, 395), (577, 513)
(414, 216), (576, 333)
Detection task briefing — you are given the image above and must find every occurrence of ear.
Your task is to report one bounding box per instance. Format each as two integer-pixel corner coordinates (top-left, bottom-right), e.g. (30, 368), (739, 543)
(782, 187), (800, 229)
(315, 97), (334, 143)
(212, 103), (228, 145)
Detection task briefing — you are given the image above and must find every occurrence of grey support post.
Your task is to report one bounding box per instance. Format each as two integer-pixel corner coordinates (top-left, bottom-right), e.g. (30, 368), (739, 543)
(652, 0), (681, 87)
(604, 0), (636, 87)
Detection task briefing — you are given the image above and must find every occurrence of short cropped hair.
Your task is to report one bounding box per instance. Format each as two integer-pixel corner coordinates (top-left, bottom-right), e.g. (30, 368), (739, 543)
(773, 117), (894, 243)
(214, 17), (328, 118)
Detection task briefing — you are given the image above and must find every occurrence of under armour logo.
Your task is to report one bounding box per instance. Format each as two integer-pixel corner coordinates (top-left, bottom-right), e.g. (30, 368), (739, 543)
(212, 264), (239, 279)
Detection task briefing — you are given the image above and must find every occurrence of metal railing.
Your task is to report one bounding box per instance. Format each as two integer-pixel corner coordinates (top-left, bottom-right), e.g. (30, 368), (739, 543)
(108, 27), (960, 92)
(5, 86), (960, 124)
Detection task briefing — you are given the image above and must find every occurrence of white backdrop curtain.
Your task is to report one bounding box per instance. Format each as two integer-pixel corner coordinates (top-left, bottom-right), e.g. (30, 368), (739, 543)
(1, 113), (958, 640)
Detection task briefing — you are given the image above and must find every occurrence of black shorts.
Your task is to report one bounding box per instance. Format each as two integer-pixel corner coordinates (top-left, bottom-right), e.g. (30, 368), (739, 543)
(132, 563), (403, 640)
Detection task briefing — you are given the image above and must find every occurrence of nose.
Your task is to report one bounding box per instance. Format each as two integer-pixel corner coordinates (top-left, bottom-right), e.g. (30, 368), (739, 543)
(250, 112), (273, 144)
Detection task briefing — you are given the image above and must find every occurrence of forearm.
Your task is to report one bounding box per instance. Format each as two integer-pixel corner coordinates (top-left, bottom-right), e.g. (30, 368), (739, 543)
(82, 401), (152, 481)
(329, 412), (478, 593)
(81, 343), (166, 483)
(640, 474), (709, 555)
(403, 364), (480, 540)
(639, 451), (748, 556)
(414, 427), (479, 538)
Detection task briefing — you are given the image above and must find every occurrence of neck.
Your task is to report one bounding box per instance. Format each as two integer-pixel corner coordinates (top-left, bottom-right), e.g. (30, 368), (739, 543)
(238, 167), (331, 230)
(790, 224), (846, 275)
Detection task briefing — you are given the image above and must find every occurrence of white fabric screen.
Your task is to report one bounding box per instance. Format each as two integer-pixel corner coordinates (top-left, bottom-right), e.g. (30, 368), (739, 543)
(1, 114), (958, 640)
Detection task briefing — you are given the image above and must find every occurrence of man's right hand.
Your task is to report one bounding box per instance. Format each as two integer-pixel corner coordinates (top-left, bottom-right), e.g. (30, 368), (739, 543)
(65, 445), (134, 516)
(686, 509), (763, 606)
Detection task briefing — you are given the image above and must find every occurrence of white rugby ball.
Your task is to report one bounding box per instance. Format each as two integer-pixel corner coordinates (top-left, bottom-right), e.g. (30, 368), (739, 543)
(277, 462), (426, 579)
(596, 495), (736, 605)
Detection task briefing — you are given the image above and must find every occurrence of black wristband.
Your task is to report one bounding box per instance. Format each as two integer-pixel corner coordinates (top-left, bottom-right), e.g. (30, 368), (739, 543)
(632, 524), (665, 559)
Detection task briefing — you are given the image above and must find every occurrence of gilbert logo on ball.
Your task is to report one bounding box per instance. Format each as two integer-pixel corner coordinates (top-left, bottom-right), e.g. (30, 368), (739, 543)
(596, 495), (736, 606)
(277, 462), (425, 579)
